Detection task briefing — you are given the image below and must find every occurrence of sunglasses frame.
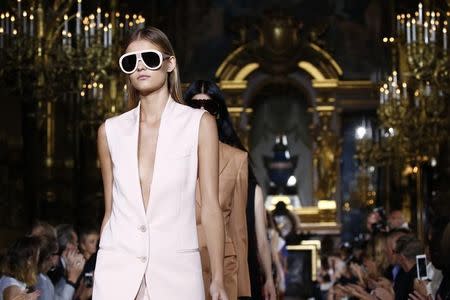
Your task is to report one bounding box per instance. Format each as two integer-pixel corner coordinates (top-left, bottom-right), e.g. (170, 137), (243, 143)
(119, 49), (171, 74)
(187, 99), (220, 116)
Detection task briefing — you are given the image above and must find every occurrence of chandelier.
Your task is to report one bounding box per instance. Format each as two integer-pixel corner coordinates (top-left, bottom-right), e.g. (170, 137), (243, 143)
(0, 0), (145, 166)
(375, 2), (449, 239)
(377, 3), (448, 165)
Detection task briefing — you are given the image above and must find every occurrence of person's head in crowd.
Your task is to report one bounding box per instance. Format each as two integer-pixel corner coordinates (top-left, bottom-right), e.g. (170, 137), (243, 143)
(30, 220), (56, 237)
(387, 210), (408, 230)
(367, 207), (387, 234)
(0, 236), (41, 286)
(364, 232), (389, 276)
(37, 234), (59, 274)
(395, 235), (424, 272)
(79, 227), (99, 260)
(339, 242), (353, 262)
(385, 227), (411, 265)
(184, 80), (246, 152)
(56, 224), (78, 254)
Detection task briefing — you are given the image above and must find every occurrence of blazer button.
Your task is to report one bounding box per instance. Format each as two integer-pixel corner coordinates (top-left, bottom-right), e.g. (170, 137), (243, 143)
(138, 256), (147, 263)
(139, 225), (147, 232)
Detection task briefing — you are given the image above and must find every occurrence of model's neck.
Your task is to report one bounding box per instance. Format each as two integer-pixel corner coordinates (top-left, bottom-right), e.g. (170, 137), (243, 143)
(139, 87), (170, 122)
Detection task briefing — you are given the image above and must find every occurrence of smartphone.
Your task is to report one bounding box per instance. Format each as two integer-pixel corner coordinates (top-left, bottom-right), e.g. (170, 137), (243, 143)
(416, 254), (428, 280)
(84, 272), (94, 288)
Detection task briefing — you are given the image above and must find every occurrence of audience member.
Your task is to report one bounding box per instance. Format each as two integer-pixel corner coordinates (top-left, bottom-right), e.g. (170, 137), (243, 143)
(0, 236), (41, 300)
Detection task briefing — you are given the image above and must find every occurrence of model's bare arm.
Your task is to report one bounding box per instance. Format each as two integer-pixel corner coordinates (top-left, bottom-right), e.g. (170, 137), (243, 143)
(97, 123), (113, 235)
(198, 113), (227, 300)
(255, 185), (277, 300)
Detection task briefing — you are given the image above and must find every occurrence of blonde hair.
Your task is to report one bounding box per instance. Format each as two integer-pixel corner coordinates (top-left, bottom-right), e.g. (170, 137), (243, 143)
(366, 233), (389, 274)
(124, 27), (183, 110)
(0, 236), (40, 286)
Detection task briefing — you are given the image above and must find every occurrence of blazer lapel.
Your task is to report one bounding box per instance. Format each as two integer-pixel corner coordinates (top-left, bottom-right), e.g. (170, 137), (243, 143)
(219, 142), (231, 176)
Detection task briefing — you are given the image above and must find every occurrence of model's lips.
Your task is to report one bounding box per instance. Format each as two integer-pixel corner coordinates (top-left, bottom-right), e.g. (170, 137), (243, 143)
(137, 75), (150, 80)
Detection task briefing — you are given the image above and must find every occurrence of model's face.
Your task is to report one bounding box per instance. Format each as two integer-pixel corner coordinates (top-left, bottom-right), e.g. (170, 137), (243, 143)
(80, 233), (99, 256)
(126, 39), (175, 96)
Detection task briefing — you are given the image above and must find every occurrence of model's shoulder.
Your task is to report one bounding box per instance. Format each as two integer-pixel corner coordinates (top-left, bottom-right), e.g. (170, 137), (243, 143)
(105, 107), (135, 127)
(173, 101), (203, 116)
(221, 143), (247, 161)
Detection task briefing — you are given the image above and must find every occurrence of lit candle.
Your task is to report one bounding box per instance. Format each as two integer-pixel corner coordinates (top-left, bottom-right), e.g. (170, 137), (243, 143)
(1, 14), (5, 35)
(62, 30), (66, 47)
(119, 22), (124, 39)
(89, 15), (95, 37)
(425, 82), (431, 96)
(64, 14), (68, 33)
(96, 7), (101, 28)
(77, 0), (82, 35)
(103, 26), (107, 47)
(115, 12), (120, 30)
(5, 12), (9, 35)
(93, 82), (97, 99)
(67, 32), (72, 48)
(412, 19), (416, 42)
(17, 0), (21, 21)
(397, 15), (401, 36)
(0, 27), (4, 48)
(402, 82), (407, 99)
(29, 14), (34, 36)
(84, 25), (89, 48)
(431, 25), (436, 42)
(10, 16), (15, 36)
(22, 11), (27, 35)
(379, 87), (385, 104)
(418, 3), (423, 24)
(443, 28), (447, 50)
(125, 14), (129, 32)
(406, 21), (411, 43)
(424, 22), (429, 44)
(99, 83), (104, 99)
(108, 23), (112, 46)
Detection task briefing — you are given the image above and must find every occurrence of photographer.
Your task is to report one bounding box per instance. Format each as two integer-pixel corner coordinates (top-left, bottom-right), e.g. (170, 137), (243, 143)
(393, 235), (423, 300)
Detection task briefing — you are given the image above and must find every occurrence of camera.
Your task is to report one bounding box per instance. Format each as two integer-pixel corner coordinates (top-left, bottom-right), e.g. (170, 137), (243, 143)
(416, 254), (428, 280)
(84, 272), (94, 288)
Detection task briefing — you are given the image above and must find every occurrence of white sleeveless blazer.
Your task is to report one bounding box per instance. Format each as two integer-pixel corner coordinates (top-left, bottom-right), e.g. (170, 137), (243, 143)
(93, 97), (206, 300)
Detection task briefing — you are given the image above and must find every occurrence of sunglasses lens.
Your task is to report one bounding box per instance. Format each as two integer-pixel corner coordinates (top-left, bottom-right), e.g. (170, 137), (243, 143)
(121, 54), (137, 73)
(142, 51), (162, 69)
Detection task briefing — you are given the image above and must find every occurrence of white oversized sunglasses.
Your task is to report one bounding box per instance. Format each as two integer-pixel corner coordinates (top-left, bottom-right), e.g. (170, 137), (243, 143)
(118, 49), (171, 74)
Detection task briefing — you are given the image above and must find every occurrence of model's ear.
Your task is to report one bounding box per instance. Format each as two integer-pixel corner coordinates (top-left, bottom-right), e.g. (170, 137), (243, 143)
(167, 56), (176, 73)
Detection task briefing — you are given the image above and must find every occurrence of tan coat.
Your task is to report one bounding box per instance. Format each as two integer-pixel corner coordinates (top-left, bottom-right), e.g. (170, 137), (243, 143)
(196, 142), (250, 299)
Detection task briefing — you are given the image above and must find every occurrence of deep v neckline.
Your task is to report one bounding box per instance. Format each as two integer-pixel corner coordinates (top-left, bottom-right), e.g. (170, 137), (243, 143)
(136, 98), (171, 216)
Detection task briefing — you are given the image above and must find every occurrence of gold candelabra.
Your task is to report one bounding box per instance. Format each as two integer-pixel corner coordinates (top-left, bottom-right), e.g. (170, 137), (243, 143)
(0, 0), (144, 214)
(377, 2), (450, 239)
(0, 0), (145, 164)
